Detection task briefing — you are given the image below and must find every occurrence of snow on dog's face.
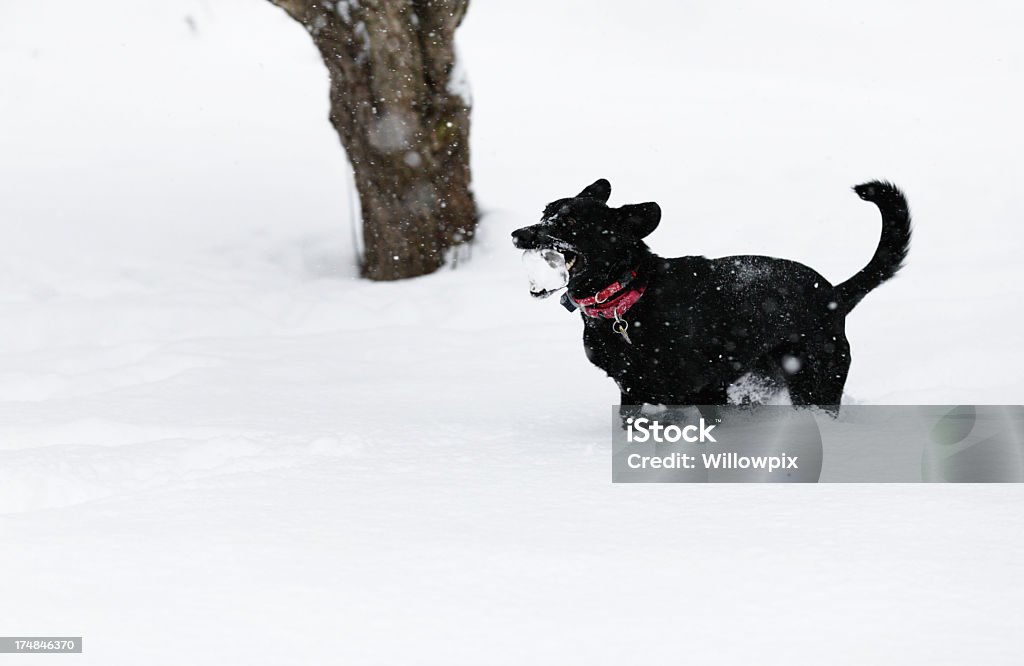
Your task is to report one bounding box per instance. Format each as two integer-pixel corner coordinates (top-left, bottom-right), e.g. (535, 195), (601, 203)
(511, 179), (661, 300)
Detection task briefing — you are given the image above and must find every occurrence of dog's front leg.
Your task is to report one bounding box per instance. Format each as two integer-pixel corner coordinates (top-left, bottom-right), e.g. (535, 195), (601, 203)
(618, 390), (642, 429)
(691, 386), (729, 422)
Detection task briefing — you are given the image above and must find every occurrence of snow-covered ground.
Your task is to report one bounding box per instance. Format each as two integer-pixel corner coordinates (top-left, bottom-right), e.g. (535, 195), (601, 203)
(2, 1), (1023, 663)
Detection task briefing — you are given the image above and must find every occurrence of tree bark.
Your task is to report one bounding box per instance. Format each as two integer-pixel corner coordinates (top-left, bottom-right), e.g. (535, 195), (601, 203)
(268, 0), (477, 280)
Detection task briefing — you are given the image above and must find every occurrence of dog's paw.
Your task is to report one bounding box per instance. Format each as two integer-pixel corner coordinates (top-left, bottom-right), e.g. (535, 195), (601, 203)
(618, 404), (642, 429)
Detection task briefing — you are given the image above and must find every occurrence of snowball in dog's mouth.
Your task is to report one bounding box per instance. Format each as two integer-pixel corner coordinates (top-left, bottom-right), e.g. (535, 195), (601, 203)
(522, 248), (576, 298)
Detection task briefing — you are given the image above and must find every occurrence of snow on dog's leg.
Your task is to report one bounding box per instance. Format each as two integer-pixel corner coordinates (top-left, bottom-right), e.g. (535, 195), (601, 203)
(728, 372), (791, 406)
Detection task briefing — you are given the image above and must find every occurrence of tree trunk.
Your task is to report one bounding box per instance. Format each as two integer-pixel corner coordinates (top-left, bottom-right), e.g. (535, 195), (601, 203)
(268, 0), (477, 280)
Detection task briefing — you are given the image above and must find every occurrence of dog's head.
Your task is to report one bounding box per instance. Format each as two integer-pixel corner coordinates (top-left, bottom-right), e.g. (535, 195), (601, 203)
(512, 179), (661, 299)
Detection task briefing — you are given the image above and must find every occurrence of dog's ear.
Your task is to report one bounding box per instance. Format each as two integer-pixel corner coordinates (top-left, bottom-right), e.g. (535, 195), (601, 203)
(575, 178), (611, 203)
(618, 202), (661, 238)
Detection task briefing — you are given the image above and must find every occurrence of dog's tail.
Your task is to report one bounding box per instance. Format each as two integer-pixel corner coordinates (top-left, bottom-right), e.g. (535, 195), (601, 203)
(834, 180), (912, 313)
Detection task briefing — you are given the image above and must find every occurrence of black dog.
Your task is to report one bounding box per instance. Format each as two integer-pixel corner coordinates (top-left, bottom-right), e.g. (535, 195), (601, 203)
(512, 179), (911, 417)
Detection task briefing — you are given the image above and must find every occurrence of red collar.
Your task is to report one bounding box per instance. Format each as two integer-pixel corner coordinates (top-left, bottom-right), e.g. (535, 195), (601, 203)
(571, 270), (647, 319)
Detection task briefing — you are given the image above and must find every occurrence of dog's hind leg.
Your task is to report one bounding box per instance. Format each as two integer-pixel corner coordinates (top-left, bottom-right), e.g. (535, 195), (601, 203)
(780, 333), (850, 412)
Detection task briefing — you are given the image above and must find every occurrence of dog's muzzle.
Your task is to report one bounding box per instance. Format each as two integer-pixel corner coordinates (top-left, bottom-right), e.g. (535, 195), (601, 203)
(511, 226), (542, 249)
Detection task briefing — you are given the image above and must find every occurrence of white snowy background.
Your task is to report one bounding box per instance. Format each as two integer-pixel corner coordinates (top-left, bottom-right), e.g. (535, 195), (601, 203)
(2, 1), (1023, 663)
